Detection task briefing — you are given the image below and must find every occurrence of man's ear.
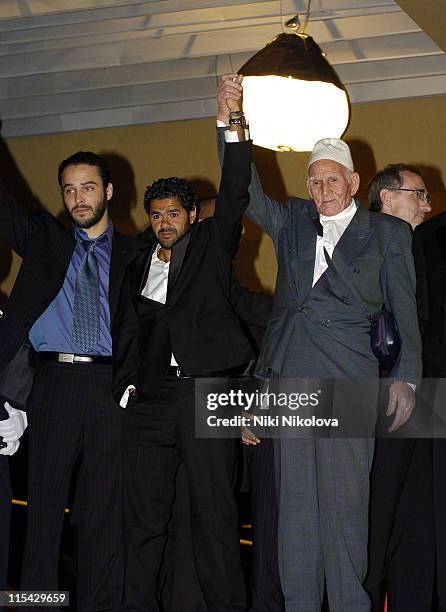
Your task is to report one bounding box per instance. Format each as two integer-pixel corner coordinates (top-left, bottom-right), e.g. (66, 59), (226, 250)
(106, 182), (113, 201)
(380, 188), (392, 211)
(350, 172), (360, 197)
(189, 205), (197, 224)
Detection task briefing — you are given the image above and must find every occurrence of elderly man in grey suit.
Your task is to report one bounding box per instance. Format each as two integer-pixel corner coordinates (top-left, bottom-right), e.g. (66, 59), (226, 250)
(217, 75), (421, 612)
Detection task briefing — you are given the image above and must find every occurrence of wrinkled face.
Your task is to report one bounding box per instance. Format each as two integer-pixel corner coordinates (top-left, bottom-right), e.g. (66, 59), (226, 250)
(308, 159), (360, 216)
(149, 197), (196, 249)
(382, 170), (431, 228)
(61, 164), (112, 229)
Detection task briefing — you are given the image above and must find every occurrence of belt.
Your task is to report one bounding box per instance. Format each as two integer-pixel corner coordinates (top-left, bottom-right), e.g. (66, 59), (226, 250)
(38, 352), (112, 365)
(166, 364), (249, 379)
(167, 366), (192, 379)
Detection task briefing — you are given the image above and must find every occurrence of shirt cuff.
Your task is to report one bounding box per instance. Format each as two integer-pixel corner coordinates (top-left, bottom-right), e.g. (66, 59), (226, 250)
(120, 385), (136, 408)
(224, 128), (250, 143)
(395, 380), (416, 392)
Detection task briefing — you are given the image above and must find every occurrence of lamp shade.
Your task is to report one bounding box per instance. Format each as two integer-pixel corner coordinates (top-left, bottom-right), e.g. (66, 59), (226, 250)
(239, 33), (350, 152)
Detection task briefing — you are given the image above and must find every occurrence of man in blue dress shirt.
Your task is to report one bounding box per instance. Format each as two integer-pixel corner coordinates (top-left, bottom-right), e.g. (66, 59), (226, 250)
(0, 151), (144, 609)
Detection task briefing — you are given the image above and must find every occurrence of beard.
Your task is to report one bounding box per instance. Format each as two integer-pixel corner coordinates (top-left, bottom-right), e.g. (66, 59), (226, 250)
(65, 196), (107, 229)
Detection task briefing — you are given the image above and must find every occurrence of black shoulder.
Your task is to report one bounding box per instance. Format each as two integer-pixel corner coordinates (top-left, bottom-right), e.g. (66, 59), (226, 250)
(415, 211), (446, 240)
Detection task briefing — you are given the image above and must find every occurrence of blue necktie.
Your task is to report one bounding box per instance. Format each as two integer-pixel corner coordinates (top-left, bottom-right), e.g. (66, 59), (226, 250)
(72, 239), (100, 353)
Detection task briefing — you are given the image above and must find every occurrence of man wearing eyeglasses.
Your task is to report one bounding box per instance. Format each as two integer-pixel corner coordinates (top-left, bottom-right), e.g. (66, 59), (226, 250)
(366, 163), (434, 612)
(368, 163), (431, 228)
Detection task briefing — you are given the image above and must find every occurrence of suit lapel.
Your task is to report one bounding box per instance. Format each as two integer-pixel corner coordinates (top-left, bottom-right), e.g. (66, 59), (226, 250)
(166, 230), (191, 302)
(110, 231), (148, 323)
(332, 203), (375, 267)
(295, 202), (319, 299)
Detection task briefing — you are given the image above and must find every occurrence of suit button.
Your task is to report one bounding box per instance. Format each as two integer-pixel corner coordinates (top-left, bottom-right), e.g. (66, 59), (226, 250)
(341, 296), (350, 304)
(324, 319), (331, 327)
(297, 305), (304, 312)
(353, 268), (360, 274)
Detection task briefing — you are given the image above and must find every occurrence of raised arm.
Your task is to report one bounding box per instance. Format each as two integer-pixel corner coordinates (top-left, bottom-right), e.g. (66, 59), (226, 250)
(216, 73), (288, 241)
(213, 75), (251, 254)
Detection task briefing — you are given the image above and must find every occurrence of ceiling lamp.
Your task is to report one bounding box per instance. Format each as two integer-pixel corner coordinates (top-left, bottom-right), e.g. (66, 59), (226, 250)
(239, 2), (350, 152)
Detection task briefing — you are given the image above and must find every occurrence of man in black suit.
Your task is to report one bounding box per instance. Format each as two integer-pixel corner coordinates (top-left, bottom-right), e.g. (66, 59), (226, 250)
(414, 212), (446, 611)
(159, 197), (275, 612)
(112, 81), (252, 611)
(0, 151), (145, 609)
(366, 163), (434, 612)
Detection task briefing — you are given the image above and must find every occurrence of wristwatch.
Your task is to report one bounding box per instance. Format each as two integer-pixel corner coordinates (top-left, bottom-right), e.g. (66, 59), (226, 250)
(229, 111), (247, 129)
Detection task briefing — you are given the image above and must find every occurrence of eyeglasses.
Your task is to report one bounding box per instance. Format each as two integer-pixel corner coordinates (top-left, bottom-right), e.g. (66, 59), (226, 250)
(391, 188), (431, 204)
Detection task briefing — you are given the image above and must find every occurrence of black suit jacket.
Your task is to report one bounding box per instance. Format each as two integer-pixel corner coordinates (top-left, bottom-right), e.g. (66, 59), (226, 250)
(0, 181), (146, 374)
(413, 212), (446, 376)
(112, 140), (254, 401)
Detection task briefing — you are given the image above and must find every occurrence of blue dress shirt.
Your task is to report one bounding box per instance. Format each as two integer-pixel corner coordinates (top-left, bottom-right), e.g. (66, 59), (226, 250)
(29, 222), (113, 356)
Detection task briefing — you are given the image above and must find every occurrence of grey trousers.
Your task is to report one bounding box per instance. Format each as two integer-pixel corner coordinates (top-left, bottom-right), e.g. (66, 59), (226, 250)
(276, 437), (374, 612)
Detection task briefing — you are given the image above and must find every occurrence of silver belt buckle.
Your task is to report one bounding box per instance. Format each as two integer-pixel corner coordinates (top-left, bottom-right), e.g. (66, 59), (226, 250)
(58, 353), (75, 364)
(176, 367), (192, 379)
(75, 356), (94, 363)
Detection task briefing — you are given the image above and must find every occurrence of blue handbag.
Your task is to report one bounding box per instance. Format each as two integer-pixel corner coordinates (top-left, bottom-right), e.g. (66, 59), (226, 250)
(369, 309), (401, 372)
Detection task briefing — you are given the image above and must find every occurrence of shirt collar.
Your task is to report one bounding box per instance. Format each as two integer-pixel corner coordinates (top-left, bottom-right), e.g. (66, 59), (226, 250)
(151, 243), (169, 265)
(320, 199), (357, 224)
(74, 219), (113, 246)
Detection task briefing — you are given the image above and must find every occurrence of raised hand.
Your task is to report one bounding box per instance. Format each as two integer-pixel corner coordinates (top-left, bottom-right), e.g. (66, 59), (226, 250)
(217, 73), (243, 124)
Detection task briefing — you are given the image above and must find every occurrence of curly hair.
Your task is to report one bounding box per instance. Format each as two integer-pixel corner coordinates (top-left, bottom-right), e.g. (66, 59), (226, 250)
(144, 177), (200, 216)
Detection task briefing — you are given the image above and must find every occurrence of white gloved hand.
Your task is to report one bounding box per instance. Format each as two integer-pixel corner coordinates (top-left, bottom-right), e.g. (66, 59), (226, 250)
(0, 402), (28, 442)
(0, 439), (20, 456)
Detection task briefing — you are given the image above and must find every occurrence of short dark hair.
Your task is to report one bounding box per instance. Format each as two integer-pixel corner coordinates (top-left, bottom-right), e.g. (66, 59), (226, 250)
(368, 163), (422, 211)
(144, 177), (199, 217)
(58, 151), (111, 190)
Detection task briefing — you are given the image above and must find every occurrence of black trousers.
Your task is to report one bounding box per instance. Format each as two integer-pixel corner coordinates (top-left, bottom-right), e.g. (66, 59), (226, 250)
(160, 461), (207, 612)
(366, 438), (434, 612)
(122, 375), (246, 612)
(0, 456), (11, 589)
(434, 439), (446, 611)
(21, 360), (123, 611)
(248, 439), (284, 612)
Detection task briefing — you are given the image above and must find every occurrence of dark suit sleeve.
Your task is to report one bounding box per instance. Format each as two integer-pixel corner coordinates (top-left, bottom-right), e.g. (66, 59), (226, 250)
(381, 221), (422, 384)
(217, 127), (288, 242)
(0, 180), (38, 257)
(230, 269), (273, 329)
(412, 226), (429, 339)
(112, 260), (141, 404)
(213, 139), (251, 254)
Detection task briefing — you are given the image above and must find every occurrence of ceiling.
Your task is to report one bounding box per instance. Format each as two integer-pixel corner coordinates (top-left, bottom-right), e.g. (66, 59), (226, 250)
(0, 0), (445, 139)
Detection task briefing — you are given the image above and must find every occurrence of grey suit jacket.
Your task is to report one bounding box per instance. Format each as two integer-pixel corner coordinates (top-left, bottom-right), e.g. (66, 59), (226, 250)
(217, 128), (421, 385)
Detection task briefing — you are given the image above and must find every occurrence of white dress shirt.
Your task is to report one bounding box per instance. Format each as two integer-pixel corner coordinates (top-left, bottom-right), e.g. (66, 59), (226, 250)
(312, 199), (357, 286)
(141, 245), (178, 367)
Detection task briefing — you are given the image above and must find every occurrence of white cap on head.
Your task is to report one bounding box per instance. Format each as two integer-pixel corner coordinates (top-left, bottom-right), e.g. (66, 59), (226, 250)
(307, 138), (354, 172)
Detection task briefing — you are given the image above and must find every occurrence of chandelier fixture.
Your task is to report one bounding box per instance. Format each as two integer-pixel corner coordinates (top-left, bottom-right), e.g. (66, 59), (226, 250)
(239, 1), (350, 152)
